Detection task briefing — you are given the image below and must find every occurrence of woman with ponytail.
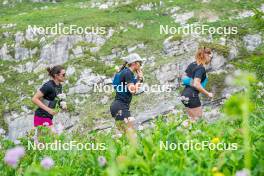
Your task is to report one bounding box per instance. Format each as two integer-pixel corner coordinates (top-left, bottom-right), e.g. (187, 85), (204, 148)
(110, 53), (144, 130)
(181, 47), (214, 121)
(32, 65), (66, 127)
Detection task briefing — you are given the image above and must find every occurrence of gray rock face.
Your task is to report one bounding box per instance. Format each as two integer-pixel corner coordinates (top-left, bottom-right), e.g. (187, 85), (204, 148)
(163, 36), (199, 56)
(25, 27), (40, 41)
(15, 31), (24, 45)
(171, 11), (194, 25)
(90, 0), (132, 9)
(228, 44), (239, 60)
(155, 63), (180, 85)
(68, 69), (106, 94)
(210, 52), (226, 70)
(137, 3), (155, 11)
(236, 10), (254, 19)
(4, 112), (33, 140)
(243, 34), (262, 52)
(134, 95), (180, 124)
(66, 66), (76, 76)
(37, 33), (107, 68)
(0, 44), (13, 60)
(5, 111), (79, 140)
(14, 62), (35, 73)
(15, 47), (29, 60)
(38, 35), (82, 66)
(155, 57), (193, 86)
(0, 75), (5, 84)
(72, 46), (83, 58)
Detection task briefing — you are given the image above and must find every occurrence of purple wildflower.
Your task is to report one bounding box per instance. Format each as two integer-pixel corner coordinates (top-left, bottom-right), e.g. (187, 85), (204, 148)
(4, 146), (25, 168)
(41, 156), (54, 169)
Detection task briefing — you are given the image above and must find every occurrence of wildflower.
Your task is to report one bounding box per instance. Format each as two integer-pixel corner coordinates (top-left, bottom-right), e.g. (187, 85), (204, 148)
(60, 101), (67, 109)
(41, 157), (54, 169)
(257, 82), (263, 87)
(13, 140), (21, 145)
(213, 172), (225, 176)
(137, 125), (144, 131)
(235, 169), (250, 176)
(211, 137), (220, 144)
(182, 120), (189, 128)
(117, 155), (127, 163)
(33, 136), (39, 144)
(211, 166), (218, 172)
(57, 93), (66, 100)
(98, 156), (107, 167)
(43, 122), (49, 126)
(55, 122), (64, 135)
(4, 146), (25, 168)
(179, 96), (189, 104)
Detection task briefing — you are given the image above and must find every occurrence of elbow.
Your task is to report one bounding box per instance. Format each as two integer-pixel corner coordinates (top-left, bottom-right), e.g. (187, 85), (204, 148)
(193, 83), (201, 90)
(32, 97), (37, 104)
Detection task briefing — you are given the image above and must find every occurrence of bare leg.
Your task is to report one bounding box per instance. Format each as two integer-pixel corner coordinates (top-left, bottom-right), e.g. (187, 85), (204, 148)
(124, 117), (135, 130)
(187, 106), (202, 121)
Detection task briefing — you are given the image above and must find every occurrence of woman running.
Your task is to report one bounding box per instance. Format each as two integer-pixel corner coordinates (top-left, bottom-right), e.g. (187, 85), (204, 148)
(181, 47), (213, 121)
(110, 53), (144, 130)
(32, 65), (66, 127)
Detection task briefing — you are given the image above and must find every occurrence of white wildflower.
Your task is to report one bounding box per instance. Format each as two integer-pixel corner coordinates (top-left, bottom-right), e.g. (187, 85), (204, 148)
(57, 93), (66, 100)
(257, 82), (263, 87)
(60, 101), (67, 109)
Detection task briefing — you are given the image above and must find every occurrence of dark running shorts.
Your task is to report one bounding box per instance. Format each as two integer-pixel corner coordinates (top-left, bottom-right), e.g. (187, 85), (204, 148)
(110, 100), (131, 121)
(181, 87), (201, 108)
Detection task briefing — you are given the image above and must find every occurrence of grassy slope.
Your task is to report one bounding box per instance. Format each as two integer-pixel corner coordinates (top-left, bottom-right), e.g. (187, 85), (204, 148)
(0, 0), (263, 175)
(0, 0), (263, 127)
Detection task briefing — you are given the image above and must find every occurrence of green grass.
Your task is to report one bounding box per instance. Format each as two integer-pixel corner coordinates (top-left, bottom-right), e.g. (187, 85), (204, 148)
(0, 102), (263, 175)
(199, 41), (230, 58)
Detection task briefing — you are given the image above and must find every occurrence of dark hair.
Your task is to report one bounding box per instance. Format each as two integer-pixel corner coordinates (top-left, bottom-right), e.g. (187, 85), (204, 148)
(47, 65), (64, 78)
(119, 61), (128, 71)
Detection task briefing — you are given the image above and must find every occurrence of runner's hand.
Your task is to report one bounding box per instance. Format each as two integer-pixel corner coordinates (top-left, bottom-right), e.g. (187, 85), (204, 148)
(208, 92), (214, 98)
(137, 69), (143, 80)
(48, 109), (58, 116)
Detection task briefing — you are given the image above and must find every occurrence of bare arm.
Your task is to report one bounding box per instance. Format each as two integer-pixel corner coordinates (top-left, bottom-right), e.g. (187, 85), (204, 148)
(193, 78), (213, 97)
(32, 90), (56, 115)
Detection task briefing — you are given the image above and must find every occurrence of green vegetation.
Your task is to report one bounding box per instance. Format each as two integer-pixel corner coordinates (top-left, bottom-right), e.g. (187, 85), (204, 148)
(206, 72), (228, 98)
(1, 83), (263, 175)
(232, 55), (264, 81)
(0, 0), (263, 175)
(199, 41), (230, 58)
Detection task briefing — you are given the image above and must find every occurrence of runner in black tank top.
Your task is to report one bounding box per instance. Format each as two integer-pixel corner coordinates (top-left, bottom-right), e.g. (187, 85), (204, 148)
(180, 48), (214, 121)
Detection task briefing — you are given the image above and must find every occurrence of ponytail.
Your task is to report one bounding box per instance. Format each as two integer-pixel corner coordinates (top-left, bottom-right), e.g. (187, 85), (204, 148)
(47, 65), (64, 78)
(119, 61), (127, 72)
